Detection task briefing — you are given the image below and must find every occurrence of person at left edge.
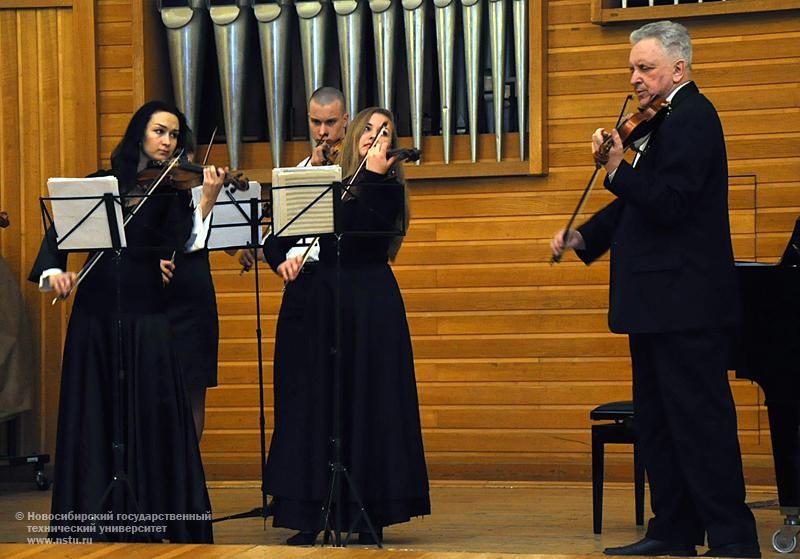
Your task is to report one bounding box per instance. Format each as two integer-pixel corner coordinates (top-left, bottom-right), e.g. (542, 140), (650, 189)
(28, 100), (223, 543)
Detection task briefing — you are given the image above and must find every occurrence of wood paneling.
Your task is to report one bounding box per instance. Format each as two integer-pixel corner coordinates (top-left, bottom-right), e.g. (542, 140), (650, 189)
(591, 0), (800, 26)
(0, 0), (96, 455)
(96, 0), (133, 166)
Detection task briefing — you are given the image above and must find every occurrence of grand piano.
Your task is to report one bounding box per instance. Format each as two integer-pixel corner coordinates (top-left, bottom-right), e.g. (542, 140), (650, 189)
(734, 220), (800, 553)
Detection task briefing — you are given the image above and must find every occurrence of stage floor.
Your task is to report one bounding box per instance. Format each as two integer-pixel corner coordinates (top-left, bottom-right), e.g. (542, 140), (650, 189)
(0, 481), (788, 557)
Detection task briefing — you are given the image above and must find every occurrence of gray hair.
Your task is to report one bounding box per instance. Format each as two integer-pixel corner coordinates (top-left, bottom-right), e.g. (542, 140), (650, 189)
(309, 86), (345, 110)
(630, 20), (692, 69)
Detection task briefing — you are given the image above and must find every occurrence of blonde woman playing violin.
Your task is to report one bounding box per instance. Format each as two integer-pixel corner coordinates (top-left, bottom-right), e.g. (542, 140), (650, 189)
(263, 107), (429, 547)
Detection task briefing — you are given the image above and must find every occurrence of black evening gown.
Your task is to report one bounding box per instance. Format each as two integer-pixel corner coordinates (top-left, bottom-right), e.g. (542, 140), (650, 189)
(264, 171), (430, 533)
(28, 172), (213, 543)
(165, 246), (219, 390)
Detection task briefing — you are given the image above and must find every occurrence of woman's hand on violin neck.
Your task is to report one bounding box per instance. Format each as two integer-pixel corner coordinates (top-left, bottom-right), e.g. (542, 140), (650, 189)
(592, 128), (623, 173)
(199, 165), (226, 219)
(203, 165), (226, 193)
(50, 272), (77, 297)
(365, 142), (398, 175)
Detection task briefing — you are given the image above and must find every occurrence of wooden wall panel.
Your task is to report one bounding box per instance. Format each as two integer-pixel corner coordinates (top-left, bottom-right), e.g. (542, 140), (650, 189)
(0, 0), (96, 456)
(97, 0), (133, 167)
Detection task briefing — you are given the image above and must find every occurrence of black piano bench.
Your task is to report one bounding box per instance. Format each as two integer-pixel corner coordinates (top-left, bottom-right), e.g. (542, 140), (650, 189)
(590, 400), (645, 534)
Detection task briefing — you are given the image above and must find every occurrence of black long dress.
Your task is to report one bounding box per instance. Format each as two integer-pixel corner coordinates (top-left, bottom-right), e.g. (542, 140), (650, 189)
(28, 171), (213, 543)
(264, 170), (430, 533)
(165, 243), (219, 390)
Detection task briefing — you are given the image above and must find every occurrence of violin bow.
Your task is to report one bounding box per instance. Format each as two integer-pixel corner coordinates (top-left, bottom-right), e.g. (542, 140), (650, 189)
(52, 155), (183, 305)
(201, 126), (217, 166)
(551, 95), (634, 264)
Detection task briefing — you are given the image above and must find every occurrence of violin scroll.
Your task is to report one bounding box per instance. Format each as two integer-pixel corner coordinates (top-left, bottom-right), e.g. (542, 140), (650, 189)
(223, 170), (249, 193)
(0, 211), (9, 228)
(387, 147), (421, 163)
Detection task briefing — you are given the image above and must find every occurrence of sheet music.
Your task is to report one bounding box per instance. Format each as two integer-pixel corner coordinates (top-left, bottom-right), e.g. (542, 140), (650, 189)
(271, 165), (341, 237)
(206, 180), (263, 250)
(47, 176), (127, 250)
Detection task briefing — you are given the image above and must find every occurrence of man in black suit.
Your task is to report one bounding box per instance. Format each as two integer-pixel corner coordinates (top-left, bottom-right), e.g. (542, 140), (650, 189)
(551, 20), (760, 558)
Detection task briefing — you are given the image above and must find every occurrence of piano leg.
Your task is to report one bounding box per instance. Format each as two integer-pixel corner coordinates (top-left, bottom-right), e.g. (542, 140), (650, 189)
(767, 401), (800, 553)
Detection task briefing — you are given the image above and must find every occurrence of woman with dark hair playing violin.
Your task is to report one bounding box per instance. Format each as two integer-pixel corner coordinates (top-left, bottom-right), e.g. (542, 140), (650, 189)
(263, 107), (430, 546)
(28, 100), (223, 543)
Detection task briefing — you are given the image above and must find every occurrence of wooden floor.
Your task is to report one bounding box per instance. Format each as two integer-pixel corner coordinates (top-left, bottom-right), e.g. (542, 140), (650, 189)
(0, 481), (789, 557)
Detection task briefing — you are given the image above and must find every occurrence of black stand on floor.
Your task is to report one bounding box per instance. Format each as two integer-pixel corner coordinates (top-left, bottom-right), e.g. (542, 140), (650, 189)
(44, 189), (151, 541)
(212, 197), (272, 526)
(318, 229), (381, 548)
(92, 245), (152, 541)
(267, 174), (384, 547)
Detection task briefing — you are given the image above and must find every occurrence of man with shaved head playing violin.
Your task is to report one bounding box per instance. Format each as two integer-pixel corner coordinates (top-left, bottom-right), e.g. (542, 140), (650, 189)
(238, 86), (348, 271)
(551, 21), (760, 559)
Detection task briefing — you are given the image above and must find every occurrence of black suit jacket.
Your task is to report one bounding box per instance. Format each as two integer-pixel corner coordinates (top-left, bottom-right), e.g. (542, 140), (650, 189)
(576, 82), (740, 334)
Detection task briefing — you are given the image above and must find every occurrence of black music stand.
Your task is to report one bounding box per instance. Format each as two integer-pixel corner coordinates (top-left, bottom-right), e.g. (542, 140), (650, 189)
(42, 182), (158, 542)
(206, 184), (273, 526)
(271, 176), (405, 548)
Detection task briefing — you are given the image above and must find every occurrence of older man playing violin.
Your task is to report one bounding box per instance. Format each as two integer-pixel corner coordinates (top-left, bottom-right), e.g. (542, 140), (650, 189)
(551, 20), (760, 559)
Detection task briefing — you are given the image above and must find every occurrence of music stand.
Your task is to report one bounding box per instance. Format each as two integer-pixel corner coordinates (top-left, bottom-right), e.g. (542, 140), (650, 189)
(271, 169), (404, 548)
(208, 169), (340, 528)
(203, 180), (274, 526)
(42, 177), (157, 542)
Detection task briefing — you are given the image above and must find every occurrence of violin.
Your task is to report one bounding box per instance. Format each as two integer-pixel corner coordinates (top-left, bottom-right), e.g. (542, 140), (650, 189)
(387, 147), (421, 163)
(137, 158), (249, 192)
(0, 211), (8, 228)
(552, 96), (670, 264)
(320, 138), (343, 165)
(595, 97), (670, 165)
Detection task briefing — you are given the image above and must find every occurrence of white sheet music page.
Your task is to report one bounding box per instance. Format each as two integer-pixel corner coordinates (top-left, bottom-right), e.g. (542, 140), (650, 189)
(206, 180), (263, 250)
(47, 176), (127, 251)
(271, 165), (340, 237)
